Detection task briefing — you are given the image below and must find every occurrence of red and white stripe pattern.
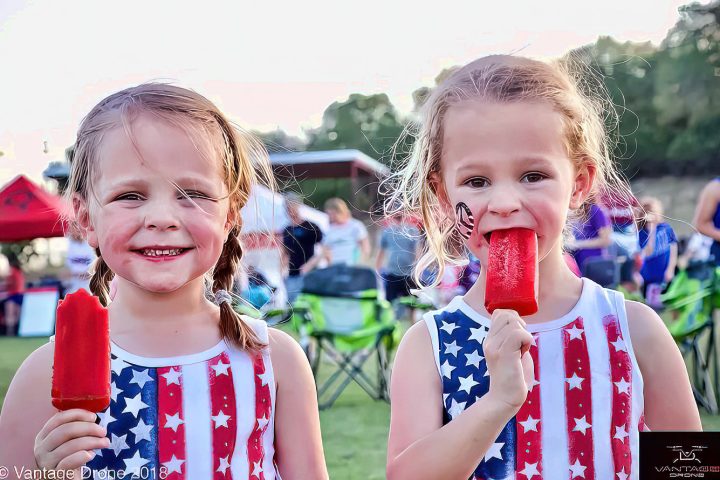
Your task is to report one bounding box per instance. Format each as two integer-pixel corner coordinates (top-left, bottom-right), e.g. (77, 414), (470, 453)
(516, 336), (542, 479)
(156, 348), (276, 479)
(604, 314), (634, 480)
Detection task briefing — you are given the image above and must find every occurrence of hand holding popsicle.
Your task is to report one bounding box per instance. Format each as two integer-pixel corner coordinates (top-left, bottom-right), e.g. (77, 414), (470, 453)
(483, 309), (535, 409)
(34, 409), (110, 472)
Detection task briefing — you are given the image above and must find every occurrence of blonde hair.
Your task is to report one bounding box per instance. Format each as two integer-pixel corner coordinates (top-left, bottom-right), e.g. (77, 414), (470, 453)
(385, 54), (633, 287)
(66, 83), (275, 352)
(324, 197), (351, 219)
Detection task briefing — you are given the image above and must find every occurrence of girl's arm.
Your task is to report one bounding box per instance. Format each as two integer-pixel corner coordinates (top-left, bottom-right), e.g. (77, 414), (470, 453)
(693, 181), (720, 242)
(269, 329), (328, 480)
(387, 315), (531, 480)
(625, 301), (702, 430)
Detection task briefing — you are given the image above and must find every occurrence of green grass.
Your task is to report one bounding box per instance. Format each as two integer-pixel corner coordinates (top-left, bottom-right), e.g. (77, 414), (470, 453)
(1, 332), (719, 479)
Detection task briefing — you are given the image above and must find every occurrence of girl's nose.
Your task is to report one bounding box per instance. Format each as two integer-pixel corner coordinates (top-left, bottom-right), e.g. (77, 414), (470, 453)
(487, 185), (522, 217)
(143, 201), (180, 231)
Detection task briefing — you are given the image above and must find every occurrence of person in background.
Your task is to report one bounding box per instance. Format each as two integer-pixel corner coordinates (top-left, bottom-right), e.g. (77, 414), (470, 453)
(602, 193), (642, 293)
(638, 196), (678, 303)
(280, 192), (323, 303)
(693, 177), (720, 266)
(63, 230), (96, 294)
(678, 232), (713, 270)
(375, 213), (420, 307)
(567, 202), (613, 274)
(3, 253), (25, 336)
(305, 197), (370, 269)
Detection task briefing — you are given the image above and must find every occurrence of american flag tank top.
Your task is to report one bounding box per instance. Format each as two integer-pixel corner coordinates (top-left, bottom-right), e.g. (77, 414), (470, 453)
(423, 278), (648, 480)
(75, 317), (279, 480)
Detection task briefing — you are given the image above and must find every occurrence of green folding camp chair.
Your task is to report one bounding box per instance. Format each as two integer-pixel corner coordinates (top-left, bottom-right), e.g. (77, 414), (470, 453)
(661, 260), (720, 414)
(290, 265), (400, 409)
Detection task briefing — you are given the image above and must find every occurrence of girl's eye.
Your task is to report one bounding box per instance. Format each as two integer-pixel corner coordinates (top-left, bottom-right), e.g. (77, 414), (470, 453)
(464, 177), (489, 188)
(522, 172), (547, 183)
(180, 190), (213, 200)
(115, 193), (143, 201)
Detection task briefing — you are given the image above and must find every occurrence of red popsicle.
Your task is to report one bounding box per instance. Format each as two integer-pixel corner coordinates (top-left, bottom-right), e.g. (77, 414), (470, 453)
(485, 228), (539, 316)
(51, 289), (111, 412)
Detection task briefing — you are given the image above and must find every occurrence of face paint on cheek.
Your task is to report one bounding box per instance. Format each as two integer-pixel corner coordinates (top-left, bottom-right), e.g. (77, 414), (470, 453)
(454, 202), (475, 240)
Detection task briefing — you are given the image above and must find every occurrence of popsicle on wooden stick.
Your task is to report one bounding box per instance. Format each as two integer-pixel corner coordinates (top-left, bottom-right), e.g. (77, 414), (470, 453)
(484, 228), (539, 317)
(51, 289), (111, 412)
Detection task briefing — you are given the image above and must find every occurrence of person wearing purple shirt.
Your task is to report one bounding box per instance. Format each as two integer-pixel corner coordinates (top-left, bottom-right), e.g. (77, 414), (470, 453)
(569, 203), (613, 273)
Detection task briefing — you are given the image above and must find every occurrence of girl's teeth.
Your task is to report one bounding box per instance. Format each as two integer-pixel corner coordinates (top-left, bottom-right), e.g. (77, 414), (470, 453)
(142, 249), (183, 257)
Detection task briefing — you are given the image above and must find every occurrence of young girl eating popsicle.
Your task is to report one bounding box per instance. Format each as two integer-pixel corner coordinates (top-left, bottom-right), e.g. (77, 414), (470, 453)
(0, 84), (328, 480)
(385, 55), (701, 480)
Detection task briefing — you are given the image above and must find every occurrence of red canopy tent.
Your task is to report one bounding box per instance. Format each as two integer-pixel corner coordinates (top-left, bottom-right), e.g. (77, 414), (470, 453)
(0, 175), (68, 241)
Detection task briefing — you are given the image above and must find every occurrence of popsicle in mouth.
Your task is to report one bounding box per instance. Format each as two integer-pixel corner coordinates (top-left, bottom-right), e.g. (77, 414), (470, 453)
(51, 289), (111, 412)
(484, 228), (539, 317)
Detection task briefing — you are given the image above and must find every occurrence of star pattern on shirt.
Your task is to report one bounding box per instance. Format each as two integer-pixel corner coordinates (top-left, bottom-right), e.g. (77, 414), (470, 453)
(483, 442), (504, 462)
(164, 412), (184, 432)
(616, 467), (629, 480)
(123, 393), (149, 417)
(440, 359), (456, 379)
(123, 450), (150, 477)
(129, 418), (153, 444)
(519, 415), (540, 433)
(211, 360), (231, 376)
(519, 461), (541, 479)
(614, 378), (631, 395)
(110, 381), (123, 402)
(465, 350), (484, 369)
(161, 368), (182, 386)
(573, 416), (592, 435)
(109, 433), (129, 456)
(251, 460), (263, 478)
(566, 325), (585, 340)
(458, 374), (479, 394)
(611, 338), (628, 353)
(447, 398), (466, 419)
(569, 459), (587, 478)
(439, 321), (458, 335)
(130, 369), (154, 389)
(614, 424), (629, 442)
(163, 455), (185, 475)
(211, 410), (232, 429)
(444, 340), (462, 357)
(566, 372), (584, 390)
(469, 326), (488, 344)
(258, 370), (272, 387)
(217, 456), (231, 474)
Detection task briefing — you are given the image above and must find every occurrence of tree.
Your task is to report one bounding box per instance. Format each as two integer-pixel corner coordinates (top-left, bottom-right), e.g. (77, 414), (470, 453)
(305, 93), (409, 165)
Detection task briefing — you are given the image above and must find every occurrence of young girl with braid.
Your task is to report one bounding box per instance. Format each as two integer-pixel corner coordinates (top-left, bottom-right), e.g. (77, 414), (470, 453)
(0, 84), (328, 479)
